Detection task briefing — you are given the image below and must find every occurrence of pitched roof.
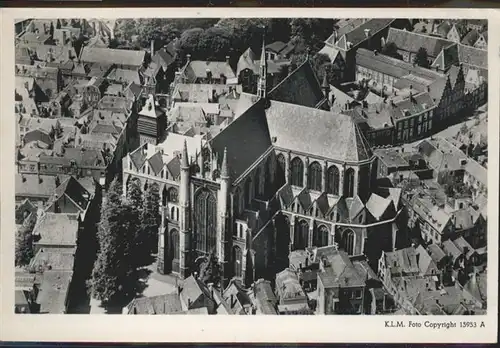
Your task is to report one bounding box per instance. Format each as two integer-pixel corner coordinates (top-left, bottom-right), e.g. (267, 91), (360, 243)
(253, 279), (278, 315)
(457, 44), (487, 70)
(427, 244), (447, 264)
(387, 27), (455, 58)
(442, 239), (462, 261)
(37, 271), (73, 314)
(107, 67), (142, 85)
(16, 174), (59, 198)
(319, 250), (367, 288)
(415, 245), (437, 275)
(180, 275), (210, 308)
(80, 47), (145, 67)
(435, 21), (452, 37)
(269, 59), (325, 109)
(366, 193), (392, 220)
(29, 247), (75, 272)
(184, 60), (236, 81)
(32, 212), (79, 247)
(275, 268), (306, 301)
(356, 48), (446, 81)
(265, 100), (372, 163)
(19, 43), (77, 64)
(461, 29), (480, 46)
(431, 43), (459, 71)
(210, 101), (272, 181)
(47, 176), (90, 212)
(338, 18), (394, 50)
(125, 293), (182, 315)
(153, 43), (177, 71)
(383, 247), (420, 275)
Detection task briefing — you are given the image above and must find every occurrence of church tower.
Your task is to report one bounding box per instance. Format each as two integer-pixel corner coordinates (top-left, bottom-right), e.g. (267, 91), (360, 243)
(257, 31), (267, 100)
(217, 148), (230, 288)
(179, 140), (191, 278)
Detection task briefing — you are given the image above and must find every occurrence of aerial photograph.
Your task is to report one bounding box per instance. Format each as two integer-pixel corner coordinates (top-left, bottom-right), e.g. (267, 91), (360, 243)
(13, 17), (487, 315)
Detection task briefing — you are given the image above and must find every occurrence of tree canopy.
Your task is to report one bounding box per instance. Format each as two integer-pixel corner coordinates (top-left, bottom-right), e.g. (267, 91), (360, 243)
(381, 42), (404, 60)
(198, 252), (222, 287)
(90, 178), (141, 307)
(15, 217), (37, 267)
(414, 47), (430, 68)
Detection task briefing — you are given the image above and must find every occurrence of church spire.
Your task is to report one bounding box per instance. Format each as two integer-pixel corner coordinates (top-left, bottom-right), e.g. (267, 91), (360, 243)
(257, 27), (267, 100)
(181, 139), (189, 169)
(321, 73), (330, 97)
(221, 147), (229, 179)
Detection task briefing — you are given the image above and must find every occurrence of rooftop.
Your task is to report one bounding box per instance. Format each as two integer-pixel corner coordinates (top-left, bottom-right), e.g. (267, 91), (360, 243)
(125, 293), (183, 315)
(386, 27), (455, 58)
(37, 271), (73, 314)
(32, 212), (79, 247)
(80, 46), (146, 67)
(16, 174), (60, 198)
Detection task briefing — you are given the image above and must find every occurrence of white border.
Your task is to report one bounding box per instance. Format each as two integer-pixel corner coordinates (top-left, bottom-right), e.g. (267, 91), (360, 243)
(1, 7), (498, 343)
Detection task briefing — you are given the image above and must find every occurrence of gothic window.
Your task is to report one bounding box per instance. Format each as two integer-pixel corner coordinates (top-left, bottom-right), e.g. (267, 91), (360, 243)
(291, 157), (304, 187)
(314, 225), (329, 247)
(326, 166), (340, 195)
(343, 229), (355, 255)
(167, 187), (178, 203)
(294, 220), (309, 250)
(232, 246), (243, 278)
(233, 188), (241, 215)
(170, 206), (175, 220)
(265, 156), (272, 193)
(162, 186), (168, 206)
(244, 177), (252, 205)
(307, 161), (322, 191)
(194, 189), (217, 254)
(254, 167), (261, 198)
(170, 229), (179, 259)
(344, 168), (355, 197)
(276, 154), (286, 187)
(144, 181), (148, 192)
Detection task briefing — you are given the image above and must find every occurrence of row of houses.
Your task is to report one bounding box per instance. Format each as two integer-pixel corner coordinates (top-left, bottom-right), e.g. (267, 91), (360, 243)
(15, 176), (101, 314)
(316, 19), (487, 147)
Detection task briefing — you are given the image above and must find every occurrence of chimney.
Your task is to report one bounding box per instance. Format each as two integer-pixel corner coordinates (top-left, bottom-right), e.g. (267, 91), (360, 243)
(151, 40), (155, 56)
(206, 69), (212, 82)
(225, 55), (230, 64)
(186, 54), (191, 63)
(374, 50), (378, 56)
(364, 29), (371, 38)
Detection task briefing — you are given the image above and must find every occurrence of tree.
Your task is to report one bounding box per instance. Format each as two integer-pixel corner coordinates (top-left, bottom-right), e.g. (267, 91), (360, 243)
(127, 178), (143, 211)
(414, 47), (430, 68)
(198, 252), (222, 287)
(142, 183), (160, 254)
(290, 18), (334, 52)
(381, 42), (403, 60)
(89, 179), (140, 308)
(15, 217), (37, 267)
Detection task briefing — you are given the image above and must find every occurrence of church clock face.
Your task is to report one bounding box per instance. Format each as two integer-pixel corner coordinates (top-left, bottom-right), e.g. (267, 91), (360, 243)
(84, 85), (100, 107)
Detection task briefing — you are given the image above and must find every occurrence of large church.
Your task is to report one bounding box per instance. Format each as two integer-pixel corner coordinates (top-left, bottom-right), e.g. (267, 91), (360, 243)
(122, 39), (406, 288)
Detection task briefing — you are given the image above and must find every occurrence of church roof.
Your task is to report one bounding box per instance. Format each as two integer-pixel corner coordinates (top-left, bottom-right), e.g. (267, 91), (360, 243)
(210, 100), (272, 181)
(268, 59), (325, 109)
(266, 100), (372, 163)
